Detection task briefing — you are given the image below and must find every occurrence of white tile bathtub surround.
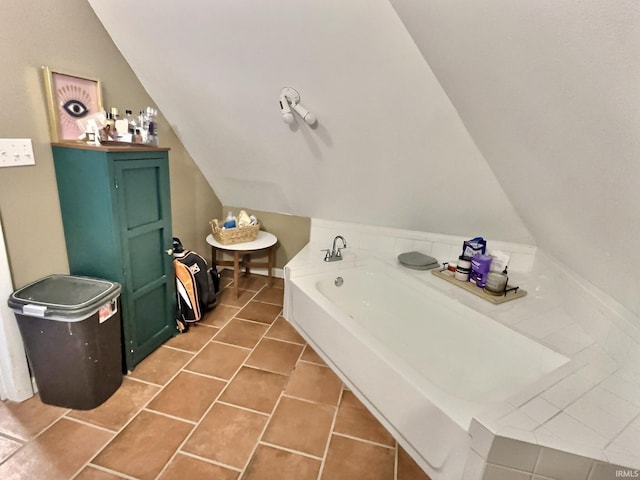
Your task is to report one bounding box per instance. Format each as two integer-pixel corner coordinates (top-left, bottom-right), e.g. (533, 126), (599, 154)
(541, 323), (595, 357)
(541, 413), (609, 450)
(618, 349), (640, 380)
(288, 232), (640, 475)
(540, 372), (597, 410)
(600, 373), (640, 408)
(604, 327), (634, 364)
(577, 386), (640, 425)
(512, 307), (576, 340)
(535, 250), (640, 348)
(505, 359), (584, 409)
(534, 447), (594, 480)
(462, 449), (487, 480)
(564, 395), (632, 441)
(479, 402), (519, 427)
(520, 397), (561, 425)
(492, 296), (561, 329)
(470, 418), (496, 459)
(493, 426), (538, 446)
(573, 301), (613, 344)
(496, 409), (540, 432)
(533, 427), (607, 464)
(482, 464), (533, 480)
(486, 436), (540, 471)
(572, 345), (620, 382)
(310, 218), (537, 272)
(607, 422), (640, 457)
(313, 219), (640, 357)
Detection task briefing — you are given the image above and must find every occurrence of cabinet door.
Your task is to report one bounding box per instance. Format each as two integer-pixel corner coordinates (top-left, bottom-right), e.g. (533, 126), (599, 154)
(114, 157), (175, 370)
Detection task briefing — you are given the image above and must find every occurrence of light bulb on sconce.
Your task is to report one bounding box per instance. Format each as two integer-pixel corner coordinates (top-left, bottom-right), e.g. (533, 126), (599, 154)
(279, 94), (294, 124)
(279, 87), (317, 126)
(292, 102), (317, 125)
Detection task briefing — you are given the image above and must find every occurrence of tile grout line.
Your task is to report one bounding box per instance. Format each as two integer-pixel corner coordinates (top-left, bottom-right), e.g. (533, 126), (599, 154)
(0, 274), (282, 479)
(231, 285), (293, 479)
(155, 279), (282, 479)
(234, 320), (311, 479)
(257, 440), (326, 461)
(0, 426), (33, 446)
(75, 279), (252, 480)
(70, 341), (202, 480)
(6, 275), (293, 480)
(176, 450), (243, 473)
(215, 400), (272, 418)
(152, 279), (264, 479)
(395, 442), (399, 480)
(331, 430), (397, 450)
(0, 407), (70, 469)
(140, 407), (199, 425)
(81, 463), (139, 480)
(240, 276), (407, 477)
(316, 385), (346, 480)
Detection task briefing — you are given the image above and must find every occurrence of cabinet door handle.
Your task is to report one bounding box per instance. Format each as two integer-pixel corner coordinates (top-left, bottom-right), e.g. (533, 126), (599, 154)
(165, 248), (173, 256)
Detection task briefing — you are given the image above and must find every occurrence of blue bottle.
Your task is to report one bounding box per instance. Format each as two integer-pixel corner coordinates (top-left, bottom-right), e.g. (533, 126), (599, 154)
(223, 211), (236, 229)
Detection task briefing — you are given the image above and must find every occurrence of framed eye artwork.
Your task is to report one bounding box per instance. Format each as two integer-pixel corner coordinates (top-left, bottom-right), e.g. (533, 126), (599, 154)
(43, 67), (103, 142)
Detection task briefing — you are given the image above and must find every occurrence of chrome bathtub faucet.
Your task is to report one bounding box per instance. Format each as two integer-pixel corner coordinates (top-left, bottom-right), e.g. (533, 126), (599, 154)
(322, 235), (347, 262)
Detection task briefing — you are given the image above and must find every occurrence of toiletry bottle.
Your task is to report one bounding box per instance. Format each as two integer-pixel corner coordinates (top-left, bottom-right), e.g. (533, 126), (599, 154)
(223, 211), (236, 229)
(104, 112), (117, 140)
(454, 255), (472, 282)
(137, 110), (147, 143)
(144, 106), (158, 146)
(125, 109), (137, 135)
(115, 117), (129, 138)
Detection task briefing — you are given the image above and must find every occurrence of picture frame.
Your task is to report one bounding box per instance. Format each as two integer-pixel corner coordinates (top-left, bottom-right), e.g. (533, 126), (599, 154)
(42, 66), (103, 142)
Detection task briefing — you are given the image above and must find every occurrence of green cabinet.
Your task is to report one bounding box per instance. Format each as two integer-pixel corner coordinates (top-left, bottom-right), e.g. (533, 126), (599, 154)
(52, 144), (176, 371)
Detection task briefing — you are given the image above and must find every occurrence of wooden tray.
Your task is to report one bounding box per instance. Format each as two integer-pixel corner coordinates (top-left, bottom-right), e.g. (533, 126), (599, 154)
(431, 268), (527, 305)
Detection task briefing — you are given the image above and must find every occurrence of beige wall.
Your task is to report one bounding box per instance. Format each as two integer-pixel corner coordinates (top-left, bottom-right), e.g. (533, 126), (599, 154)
(221, 207), (310, 269)
(0, 0), (221, 288)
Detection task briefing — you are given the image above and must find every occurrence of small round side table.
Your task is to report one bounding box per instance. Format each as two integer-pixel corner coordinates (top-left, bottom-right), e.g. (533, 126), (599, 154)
(206, 231), (278, 298)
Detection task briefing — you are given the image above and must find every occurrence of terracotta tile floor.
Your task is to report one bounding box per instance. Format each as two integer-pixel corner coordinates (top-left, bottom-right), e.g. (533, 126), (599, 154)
(0, 270), (431, 480)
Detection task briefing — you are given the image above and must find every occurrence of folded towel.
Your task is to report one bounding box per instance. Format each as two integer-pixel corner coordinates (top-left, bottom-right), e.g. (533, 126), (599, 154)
(237, 210), (252, 227)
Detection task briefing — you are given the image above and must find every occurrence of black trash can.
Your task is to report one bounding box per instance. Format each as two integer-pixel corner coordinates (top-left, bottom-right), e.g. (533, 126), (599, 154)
(8, 274), (123, 410)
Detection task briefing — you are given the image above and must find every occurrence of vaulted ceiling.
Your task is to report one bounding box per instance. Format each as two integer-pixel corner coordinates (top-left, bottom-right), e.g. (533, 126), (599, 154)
(88, 1), (640, 321)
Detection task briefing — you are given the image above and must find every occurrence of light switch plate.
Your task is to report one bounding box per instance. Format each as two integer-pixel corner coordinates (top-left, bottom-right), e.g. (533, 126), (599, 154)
(0, 138), (35, 167)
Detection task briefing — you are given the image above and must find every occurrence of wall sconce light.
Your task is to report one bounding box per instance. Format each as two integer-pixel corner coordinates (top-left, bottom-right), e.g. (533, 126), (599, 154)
(279, 87), (317, 126)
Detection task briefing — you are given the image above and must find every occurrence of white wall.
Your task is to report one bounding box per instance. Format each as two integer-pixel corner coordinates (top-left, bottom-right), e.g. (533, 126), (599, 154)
(388, 0), (640, 320)
(87, 0), (531, 244)
(88, 1), (640, 325)
(0, 217), (33, 401)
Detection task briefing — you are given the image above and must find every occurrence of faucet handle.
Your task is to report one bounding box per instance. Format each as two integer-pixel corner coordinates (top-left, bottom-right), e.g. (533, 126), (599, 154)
(336, 247), (343, 258)
(321, 249), (331, 261)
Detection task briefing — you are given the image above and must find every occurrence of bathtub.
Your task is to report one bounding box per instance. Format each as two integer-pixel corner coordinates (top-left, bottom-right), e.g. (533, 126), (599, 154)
(284, 252), (568, 480)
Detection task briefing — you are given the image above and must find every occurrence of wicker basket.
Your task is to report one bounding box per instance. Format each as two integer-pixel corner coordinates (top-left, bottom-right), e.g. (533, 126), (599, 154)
(210, 220), (260, 245)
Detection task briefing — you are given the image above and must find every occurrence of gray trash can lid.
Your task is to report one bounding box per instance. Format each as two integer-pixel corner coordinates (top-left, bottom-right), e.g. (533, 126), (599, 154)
(8, 274), (121, 321)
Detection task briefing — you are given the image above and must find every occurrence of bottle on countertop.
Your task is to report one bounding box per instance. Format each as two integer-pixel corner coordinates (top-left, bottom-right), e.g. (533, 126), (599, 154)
(113, 107), (128, 138)
(144, 106), (158, 146)
(125, 109), (137, 135)
(103, 112), (117, 140)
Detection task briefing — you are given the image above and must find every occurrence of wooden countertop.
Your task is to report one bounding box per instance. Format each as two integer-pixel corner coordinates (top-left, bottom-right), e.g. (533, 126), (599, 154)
(51, 141), (170, 152)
